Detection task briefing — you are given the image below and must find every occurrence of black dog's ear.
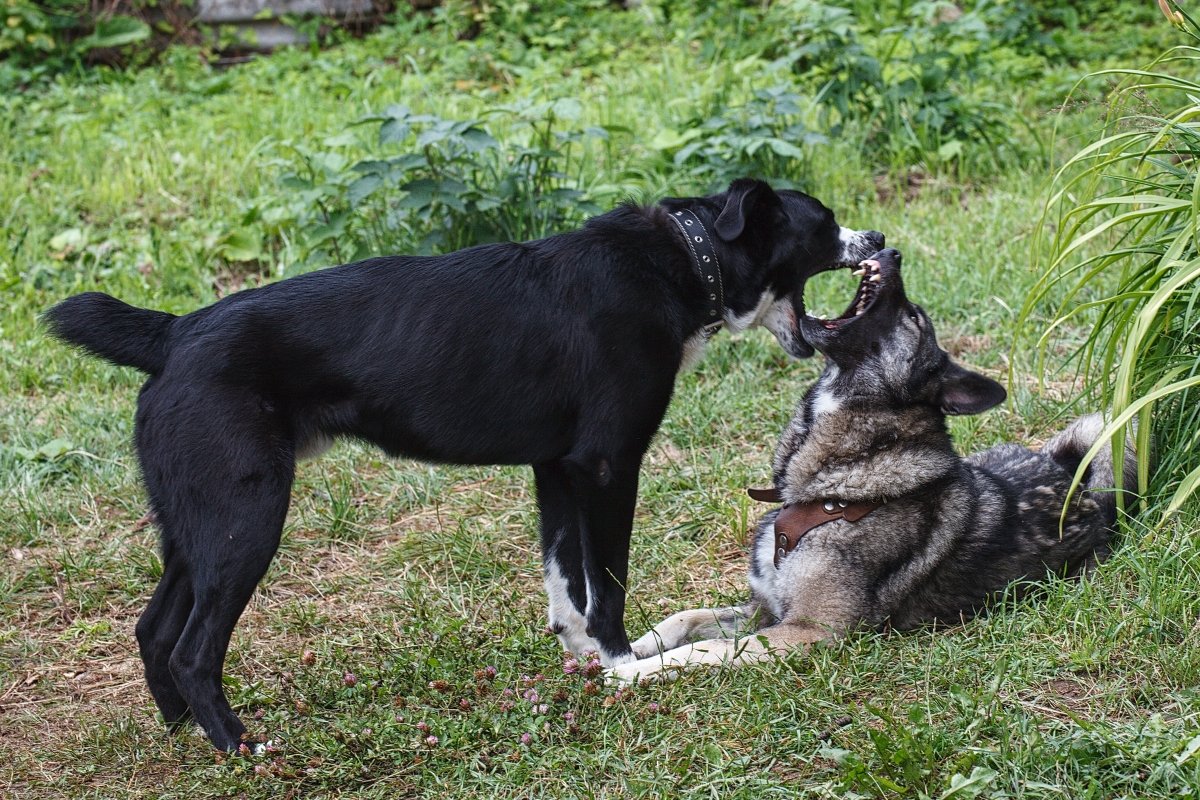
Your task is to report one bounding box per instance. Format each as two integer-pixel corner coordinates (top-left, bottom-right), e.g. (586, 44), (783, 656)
(938, 362), (1006, 416)
(714, 179), (781, 241)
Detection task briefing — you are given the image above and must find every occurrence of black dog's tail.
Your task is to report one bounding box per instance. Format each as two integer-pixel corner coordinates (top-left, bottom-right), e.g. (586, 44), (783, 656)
(44, 292), (176, 375)
(1042, 412), (1141, 525)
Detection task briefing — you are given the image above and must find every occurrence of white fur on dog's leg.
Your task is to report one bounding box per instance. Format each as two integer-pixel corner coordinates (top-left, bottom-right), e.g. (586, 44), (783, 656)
(544, 557), (604, 658)
(606, 637), (764, 685)
(601, 650), (635, 667)
(628, 611), (701, 659)
(629, 606), (760, 659)
(609, 623), (828, 685)
(604, 662), (682, 686)
(629, 629), (665, 660)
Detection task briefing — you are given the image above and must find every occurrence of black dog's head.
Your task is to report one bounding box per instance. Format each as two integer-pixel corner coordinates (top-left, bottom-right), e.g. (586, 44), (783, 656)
(661, 179), (884, 358)
(798, 248), (1006, 416)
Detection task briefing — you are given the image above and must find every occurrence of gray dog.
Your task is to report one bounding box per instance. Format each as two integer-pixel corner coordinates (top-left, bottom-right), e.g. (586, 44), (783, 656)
(610, 247), (1137, 683)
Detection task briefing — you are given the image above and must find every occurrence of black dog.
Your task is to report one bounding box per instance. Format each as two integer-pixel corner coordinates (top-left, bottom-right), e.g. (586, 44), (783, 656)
(46, 178), (883, 750)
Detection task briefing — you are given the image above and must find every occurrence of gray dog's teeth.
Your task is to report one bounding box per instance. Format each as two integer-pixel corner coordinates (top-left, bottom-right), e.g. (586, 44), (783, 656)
(869, 275), (882, 283)
(852, 268), (866, 277)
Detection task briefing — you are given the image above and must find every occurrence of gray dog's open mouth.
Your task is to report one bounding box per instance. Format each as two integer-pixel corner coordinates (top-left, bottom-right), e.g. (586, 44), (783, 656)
(809, 257), (884, 330)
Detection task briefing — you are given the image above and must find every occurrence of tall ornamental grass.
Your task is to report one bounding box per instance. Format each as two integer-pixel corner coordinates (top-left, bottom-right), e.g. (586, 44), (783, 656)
(1024, 3), (1200, 524)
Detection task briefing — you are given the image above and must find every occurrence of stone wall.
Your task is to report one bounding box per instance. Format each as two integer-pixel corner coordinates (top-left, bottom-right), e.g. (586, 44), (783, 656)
(195, 0), (389, 50)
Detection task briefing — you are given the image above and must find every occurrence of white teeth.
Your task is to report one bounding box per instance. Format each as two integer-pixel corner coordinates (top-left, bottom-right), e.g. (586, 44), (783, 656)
(852, 268), (866, 276)
(855, 307), (865, 316)
(869, 275), (882, 283)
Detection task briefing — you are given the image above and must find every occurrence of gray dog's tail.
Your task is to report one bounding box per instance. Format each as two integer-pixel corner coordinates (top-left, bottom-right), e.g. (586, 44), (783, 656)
(44, 292), (176, 375)
(1042, 412), (1141, 525)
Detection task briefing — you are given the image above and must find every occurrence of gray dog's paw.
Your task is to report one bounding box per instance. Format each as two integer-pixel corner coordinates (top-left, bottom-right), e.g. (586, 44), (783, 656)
(605, 660), (676, 686)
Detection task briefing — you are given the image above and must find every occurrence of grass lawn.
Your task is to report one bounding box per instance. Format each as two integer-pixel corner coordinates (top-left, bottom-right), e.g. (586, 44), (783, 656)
(2, 3), (1199, 797)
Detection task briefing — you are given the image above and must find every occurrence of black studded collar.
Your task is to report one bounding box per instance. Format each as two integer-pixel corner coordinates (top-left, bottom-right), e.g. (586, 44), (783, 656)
(667, 209), (725, 337)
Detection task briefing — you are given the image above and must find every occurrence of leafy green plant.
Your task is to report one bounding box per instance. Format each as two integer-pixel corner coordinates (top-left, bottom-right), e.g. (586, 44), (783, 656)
(774, 0), (1024, 175)
(653, 83), (827, 190)
(0, 0), (150, 80)
(249, 99), (617, 265)
(981, 0), (1165, 63)
(1024, 5), (1198, 521)
(1, 0), (76, 65)
(822, 701), (999, 798)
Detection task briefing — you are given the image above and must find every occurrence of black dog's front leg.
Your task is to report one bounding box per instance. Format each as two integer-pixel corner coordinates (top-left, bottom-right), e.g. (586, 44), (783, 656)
(534, 462), (597, 657)
(569, 458), (641, 665)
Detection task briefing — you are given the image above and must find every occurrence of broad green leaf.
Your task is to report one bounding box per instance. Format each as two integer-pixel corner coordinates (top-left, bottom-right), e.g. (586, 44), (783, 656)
(82, 16), (150, 50)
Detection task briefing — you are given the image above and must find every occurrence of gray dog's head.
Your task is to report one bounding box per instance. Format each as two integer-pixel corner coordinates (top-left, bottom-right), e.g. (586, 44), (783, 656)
(797, 248), (1006, 416)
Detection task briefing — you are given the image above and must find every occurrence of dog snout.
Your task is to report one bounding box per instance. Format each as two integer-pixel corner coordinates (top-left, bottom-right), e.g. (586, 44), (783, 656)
(838, 227), (886, 264)
(870, 247), (901, 268)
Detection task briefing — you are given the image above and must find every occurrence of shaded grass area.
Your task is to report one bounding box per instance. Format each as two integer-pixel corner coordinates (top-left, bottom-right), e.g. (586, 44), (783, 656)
(3, 5), (1200, 798)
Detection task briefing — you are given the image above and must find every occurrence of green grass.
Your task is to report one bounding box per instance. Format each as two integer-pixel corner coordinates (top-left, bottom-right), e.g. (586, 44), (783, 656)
(3, 3), (1200, 798)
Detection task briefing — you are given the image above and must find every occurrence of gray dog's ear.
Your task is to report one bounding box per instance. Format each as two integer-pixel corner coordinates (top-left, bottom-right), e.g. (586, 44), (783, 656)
(938, 362), (1006, 416)
(715, 179), (780, 241)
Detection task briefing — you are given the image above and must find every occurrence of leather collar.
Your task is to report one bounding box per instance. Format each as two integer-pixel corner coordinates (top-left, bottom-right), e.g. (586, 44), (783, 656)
(666, 208), (724, 337)
(748, 487), (884, 568)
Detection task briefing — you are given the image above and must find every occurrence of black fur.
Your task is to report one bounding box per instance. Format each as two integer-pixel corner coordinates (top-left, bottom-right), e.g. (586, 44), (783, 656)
(45, 293), (174, 375)
(44, 179), (882, 750)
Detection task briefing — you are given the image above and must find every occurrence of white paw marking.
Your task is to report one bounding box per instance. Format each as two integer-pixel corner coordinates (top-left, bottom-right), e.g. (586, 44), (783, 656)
(544, 556), (602, 656)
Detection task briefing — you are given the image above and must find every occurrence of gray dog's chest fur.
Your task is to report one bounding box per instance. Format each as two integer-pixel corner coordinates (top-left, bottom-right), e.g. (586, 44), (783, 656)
(748, 398), (1111, 632)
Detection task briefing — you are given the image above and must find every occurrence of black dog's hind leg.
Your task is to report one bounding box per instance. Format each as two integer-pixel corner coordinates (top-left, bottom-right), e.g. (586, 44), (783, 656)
(166, 476), (291, 752)
(137, 385), (294, 751)
(535, 462), (595, 656)
(135, 545), (194, 728)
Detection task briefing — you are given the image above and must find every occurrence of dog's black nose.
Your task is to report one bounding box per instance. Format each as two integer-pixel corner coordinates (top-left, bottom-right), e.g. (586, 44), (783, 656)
(864, 231), (886, 250)
(871, 247), (901, 269)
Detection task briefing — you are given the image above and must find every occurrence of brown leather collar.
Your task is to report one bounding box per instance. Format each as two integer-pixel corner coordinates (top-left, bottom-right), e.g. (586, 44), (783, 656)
(748, 487), (884, 568)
